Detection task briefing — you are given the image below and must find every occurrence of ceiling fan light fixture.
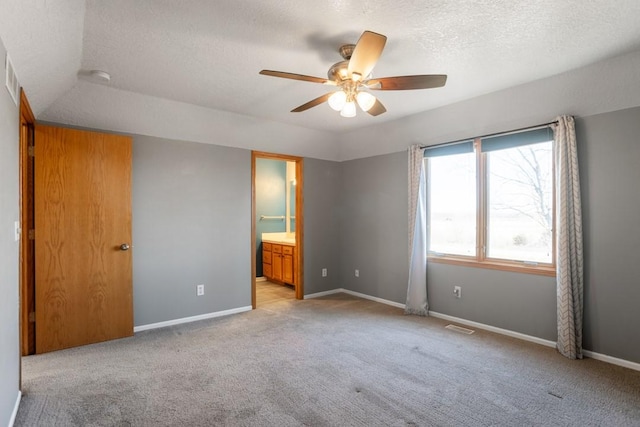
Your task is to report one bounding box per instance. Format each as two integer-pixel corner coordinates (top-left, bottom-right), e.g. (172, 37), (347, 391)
(328, 90), (347, 111)
(259, 30), (447, 117)
(356, 91), (376, 112)
(340, 101), (357, 118)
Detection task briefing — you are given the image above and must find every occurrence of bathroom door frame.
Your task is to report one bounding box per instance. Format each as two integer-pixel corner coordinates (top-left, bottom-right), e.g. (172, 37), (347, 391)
(251, 151), (304, 308)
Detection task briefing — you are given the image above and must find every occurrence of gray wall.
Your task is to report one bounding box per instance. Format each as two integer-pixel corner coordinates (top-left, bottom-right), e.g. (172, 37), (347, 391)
(303, 158), (341, 295)
(338, 106), (640, 363)
(337, 150), (556, 340)
(0, 37), (21, 426)
(132, 136), (251, 326)
(428, 264), (556, 340)
(576, 107), (640, 363)
(338, 152), (409, 303)
(131, 136), (341, 325)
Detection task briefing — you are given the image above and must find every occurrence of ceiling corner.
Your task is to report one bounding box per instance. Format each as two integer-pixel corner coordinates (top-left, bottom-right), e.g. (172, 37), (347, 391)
(0, 0), (86, 116)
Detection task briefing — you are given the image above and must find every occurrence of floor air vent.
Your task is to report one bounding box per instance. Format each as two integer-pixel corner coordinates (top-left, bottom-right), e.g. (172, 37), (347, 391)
(445, 324), (475, 335)
(5, 53), (19, 106)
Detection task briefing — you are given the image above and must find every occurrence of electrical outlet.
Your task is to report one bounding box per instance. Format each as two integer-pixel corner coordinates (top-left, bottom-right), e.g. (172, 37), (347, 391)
(14, 221), (20, 242)
(197, 284), (204, 296)
(355, 269), (359, 278)
(454, 286), (461, 299)
(322, 268), (327, 277)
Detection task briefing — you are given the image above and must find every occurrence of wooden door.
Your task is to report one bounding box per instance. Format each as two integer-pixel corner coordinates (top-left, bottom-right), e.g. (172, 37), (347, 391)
(20, 90), (36, 356)
(35, 125), (133, 353)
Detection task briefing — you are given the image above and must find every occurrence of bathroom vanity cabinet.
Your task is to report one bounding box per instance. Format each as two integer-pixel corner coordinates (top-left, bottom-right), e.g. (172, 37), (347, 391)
(262, 241), (296, 287)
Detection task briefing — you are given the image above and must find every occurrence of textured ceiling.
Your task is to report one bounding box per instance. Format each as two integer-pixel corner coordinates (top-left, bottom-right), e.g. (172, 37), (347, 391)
(3, 0), (640, 134)
(0, 0), (85, 115)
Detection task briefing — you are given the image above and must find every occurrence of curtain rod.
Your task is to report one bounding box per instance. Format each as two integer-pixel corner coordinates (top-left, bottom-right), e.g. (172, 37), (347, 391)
(419, 120), (559, 150)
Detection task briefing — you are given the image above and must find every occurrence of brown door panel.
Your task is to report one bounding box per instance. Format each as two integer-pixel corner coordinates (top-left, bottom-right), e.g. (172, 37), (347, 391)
(35, 125), (133, 353)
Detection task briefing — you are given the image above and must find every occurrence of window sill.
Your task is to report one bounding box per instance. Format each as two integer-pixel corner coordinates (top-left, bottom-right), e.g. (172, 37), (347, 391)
(427, 256), (556, 277)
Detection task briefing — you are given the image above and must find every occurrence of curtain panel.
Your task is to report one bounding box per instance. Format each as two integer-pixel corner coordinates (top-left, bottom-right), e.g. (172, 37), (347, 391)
(405, 145), (428, 315)
(554, 115), (584, 359)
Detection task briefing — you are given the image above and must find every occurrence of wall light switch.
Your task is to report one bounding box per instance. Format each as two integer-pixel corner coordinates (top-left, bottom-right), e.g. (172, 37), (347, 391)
(355, 269), (359, 278)
(14, 221), (20, 242)
(322, 268), (327, 277)
(197, 284), (205, 296)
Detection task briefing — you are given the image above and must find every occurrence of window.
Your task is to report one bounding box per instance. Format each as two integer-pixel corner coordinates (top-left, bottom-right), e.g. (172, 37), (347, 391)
(426, 126), (555, 275)
(427, 142), (476, 257)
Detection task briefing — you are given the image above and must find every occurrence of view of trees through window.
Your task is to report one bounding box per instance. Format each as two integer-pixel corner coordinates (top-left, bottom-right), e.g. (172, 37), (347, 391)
(427, 135), (554, 267)
(486, 141), (553, 263)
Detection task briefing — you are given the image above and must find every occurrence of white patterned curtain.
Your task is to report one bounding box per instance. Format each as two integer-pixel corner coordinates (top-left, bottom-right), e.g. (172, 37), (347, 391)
(554, 115), (584, 359)
(406, 145), (428, 315)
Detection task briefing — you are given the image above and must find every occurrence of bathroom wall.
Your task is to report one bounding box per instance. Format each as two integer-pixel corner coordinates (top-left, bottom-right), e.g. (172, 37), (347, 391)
(255, 158), (287, 277)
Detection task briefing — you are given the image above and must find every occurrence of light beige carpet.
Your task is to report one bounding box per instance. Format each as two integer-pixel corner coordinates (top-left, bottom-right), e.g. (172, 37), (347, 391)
(15, 293), (640, 426)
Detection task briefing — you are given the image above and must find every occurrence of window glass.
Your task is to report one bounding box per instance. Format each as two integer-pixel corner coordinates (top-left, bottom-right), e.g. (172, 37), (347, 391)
(427, 152), (476, 256)
(425, 125), (556, 274)
(486, 141), (553, 263)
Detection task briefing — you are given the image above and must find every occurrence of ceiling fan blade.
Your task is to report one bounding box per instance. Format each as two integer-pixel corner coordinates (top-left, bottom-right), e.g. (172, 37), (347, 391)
(367, 75), (447, 90)
(367, 98), (387, 116)
(259, 70), (335, 85)
(291, 93), (331, 112)
(348, 31), (387, 81)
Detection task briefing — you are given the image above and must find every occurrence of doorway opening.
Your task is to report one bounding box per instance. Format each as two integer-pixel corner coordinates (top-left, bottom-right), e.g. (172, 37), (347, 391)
(19, 89), (36, 360)
(251, 152), (303, 308)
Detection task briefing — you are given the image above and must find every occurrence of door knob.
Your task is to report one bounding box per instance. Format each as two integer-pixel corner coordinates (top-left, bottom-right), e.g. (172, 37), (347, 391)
(120, 243), (130, 251)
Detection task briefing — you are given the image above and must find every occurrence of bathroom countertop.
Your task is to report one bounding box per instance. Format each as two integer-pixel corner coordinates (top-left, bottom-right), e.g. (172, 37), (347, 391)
(262, 238), (296, 245)
(262, 232), (296, 245)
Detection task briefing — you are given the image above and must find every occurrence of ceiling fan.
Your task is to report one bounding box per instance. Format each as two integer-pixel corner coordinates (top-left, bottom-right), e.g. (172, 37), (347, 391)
(259, 30), (447, 118)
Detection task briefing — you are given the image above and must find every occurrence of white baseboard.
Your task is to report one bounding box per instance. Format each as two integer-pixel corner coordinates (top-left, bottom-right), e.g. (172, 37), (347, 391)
(583, 350), (640, 372)
(305, 288), (406, 309)
(134, 306), (252, 332)
(428, 311), (640, 372)
(256, 276), (267, 282)
(306, 288), (640, 372)
(304, 288), (344, 299)
(428, 311), (557, 348)
(340, 289), (407, 309)
(9, 390), (21, 427)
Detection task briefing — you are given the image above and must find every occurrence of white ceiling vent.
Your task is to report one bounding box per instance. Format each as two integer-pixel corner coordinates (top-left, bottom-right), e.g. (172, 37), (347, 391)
(5, 53), (19, 106)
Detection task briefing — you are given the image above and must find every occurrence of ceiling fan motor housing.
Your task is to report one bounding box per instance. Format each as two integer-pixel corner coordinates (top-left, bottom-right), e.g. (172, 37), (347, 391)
(339, 44), (355, 60)
(327, 44), (358, 81)
(328, 60), (350, 81)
